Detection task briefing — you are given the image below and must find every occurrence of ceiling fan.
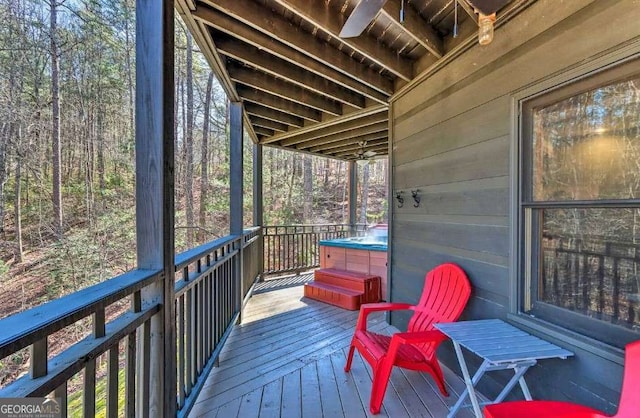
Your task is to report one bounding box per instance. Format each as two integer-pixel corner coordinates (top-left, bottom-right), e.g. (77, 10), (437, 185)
(354, 141), (377, 159)
(339, 0), (511, 44)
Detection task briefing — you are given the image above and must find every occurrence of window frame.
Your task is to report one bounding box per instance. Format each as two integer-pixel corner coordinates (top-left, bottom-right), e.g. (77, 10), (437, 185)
(517, 57), (640, 349)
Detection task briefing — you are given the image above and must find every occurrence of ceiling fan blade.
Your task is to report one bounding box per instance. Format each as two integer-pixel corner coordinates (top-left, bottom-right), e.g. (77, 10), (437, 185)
(339, 0), (387, 38)
(466, 0), (511, 15)
(363, 150), (377, 158)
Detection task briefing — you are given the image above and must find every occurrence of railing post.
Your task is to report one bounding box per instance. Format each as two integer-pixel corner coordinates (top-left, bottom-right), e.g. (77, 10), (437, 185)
(348, 161), (358, 235)
(230, 102), (243, 321)
(135, 0), (176, 415)
(253, 143), (264, 281)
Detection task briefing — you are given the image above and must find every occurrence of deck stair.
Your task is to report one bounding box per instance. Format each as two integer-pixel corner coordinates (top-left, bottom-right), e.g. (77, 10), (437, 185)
(304, 268), (381, 310)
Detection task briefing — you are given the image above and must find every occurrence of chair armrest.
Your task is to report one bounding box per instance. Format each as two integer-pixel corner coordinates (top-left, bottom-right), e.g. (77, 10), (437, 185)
(386, 330), (448, 361)
(355, 303), (414, 331)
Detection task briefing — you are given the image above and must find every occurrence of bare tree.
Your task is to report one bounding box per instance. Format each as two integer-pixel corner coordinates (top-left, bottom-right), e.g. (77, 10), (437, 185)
(359, 162), (369, 225)
(198, 72), (213, 243)
(50, 0), (63, 237)
(185, 31), (195, 247)
(303, 155), (312, 221)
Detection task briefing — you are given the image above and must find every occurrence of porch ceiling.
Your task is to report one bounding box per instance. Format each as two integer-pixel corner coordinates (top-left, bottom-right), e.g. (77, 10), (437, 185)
(177, 0), (529, 160)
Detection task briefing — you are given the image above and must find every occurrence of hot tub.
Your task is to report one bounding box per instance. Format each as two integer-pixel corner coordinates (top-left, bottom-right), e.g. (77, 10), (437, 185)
(319, 236), (388, 300)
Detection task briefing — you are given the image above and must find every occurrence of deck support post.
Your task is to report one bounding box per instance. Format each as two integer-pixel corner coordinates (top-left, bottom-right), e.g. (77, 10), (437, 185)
(134, 0), (175, 415)
(348, 160), (358, 234)
(253, 143), (264, 281)
(230, 102), (244, 321)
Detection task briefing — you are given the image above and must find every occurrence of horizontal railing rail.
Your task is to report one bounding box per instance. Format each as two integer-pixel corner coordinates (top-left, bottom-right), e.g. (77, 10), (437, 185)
(262, 223), (367, 274)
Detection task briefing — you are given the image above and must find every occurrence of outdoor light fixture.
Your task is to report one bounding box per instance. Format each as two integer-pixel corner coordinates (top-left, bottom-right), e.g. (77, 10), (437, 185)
(477, 12), (496, 45)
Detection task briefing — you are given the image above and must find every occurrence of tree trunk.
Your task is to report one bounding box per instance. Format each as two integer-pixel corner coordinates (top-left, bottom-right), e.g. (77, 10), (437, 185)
(360, 162), (369, 225)
(0, 123), (7, 233)
(185, 32), (195, 247)
(286, 154), (297, 222)
(303, 155), (313, 221)
(198, 72), (213, 243)
(14, 152), (23, 263)
(50, 0), (63, 237)
(123, 0), (135, 150)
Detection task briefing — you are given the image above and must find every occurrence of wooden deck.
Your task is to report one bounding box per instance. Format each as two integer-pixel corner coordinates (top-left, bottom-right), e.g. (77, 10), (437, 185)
(189, 274), (477, 418)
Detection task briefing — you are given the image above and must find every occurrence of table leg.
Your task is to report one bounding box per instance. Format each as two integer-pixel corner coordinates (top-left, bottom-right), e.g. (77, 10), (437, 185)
(448, 341), (485, 418)
(519, 375), (533, 400)
(493, 363), (534, 403)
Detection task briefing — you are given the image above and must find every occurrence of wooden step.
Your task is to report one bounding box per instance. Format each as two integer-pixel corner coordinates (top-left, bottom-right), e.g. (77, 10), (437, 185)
(303, 281), (362, 311)
(314, 268), (381, 304)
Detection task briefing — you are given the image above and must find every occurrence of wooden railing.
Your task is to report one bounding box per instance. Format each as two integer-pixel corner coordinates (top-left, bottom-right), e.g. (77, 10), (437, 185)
(0, 228), (262, 417)
(0, 269), (162, 416)
(262, 224), (367, 274)
(242, 227), (262, 299)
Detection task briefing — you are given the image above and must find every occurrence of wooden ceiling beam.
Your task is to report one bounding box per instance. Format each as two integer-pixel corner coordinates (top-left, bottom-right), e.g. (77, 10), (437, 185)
(294, 121), (388, 150)
(335, 143), (388, 158)
(195, 7), (388, 103)
(271, 0), (413, 81)
(228, 63), (342, 116)
(253, 126), (275, 137)
(244, 102), (305, 128)
(215, 35), (365, 109)
(310, 132), (388, 153)
(381, 1), (443, 58)
(196, 1), (394, 97)
(249, 115), (289, 132)
(238, 86), (323, 122)
(319, 139), (388, 156)
(281, 113), (387, 147)
(264, 104), (387, 144)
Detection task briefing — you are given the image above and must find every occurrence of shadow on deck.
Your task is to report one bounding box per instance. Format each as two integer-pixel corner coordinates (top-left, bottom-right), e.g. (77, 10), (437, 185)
(189, 274), (477, 418)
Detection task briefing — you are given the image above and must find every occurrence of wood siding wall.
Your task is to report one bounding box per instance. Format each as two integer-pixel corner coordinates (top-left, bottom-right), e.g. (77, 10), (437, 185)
(390, 0), (640, 412)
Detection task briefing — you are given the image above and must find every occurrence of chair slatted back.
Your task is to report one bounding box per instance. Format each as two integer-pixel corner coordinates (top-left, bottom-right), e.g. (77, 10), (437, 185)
(407, 263), (471, 359)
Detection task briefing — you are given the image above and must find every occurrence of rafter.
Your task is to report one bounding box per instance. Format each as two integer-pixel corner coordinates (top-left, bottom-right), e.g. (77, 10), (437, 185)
(196, 1), (394, 97)
(329, 138), (388, 154)
(381, 1), (443, 58)
(280, 113), (387, 147)
(270, 0), (413, 81)
(263, 104), (387, 144)
(253, 126), (275, 137)
(228, 63), (343, 116)
(249, 115), (289, 132)
(293, 121), (388, 150)
(309, 132), (388, 153)
(238, 86), (323, 123)
(215, 35), (365, 108)
(335, 144), (388, 158)
(244, 102), (305, 128)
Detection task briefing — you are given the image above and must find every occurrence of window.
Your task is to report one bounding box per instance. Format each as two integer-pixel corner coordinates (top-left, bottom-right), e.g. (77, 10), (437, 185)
(521, 59), (640, 348)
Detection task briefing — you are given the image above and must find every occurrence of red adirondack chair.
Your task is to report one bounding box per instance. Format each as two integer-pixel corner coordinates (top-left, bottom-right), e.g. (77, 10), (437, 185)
(484, 340), (640, 418)
(344, 262), (471, 414)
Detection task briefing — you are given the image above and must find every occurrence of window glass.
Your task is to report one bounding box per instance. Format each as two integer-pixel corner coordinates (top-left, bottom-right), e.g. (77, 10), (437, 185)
(532, 76), (640, 201)
(522, 60), (640, 347)
(539, 208), (640, 331)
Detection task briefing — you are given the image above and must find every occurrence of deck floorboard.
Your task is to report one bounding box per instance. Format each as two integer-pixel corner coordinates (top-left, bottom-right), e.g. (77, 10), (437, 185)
(190, 274), (479, 417)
